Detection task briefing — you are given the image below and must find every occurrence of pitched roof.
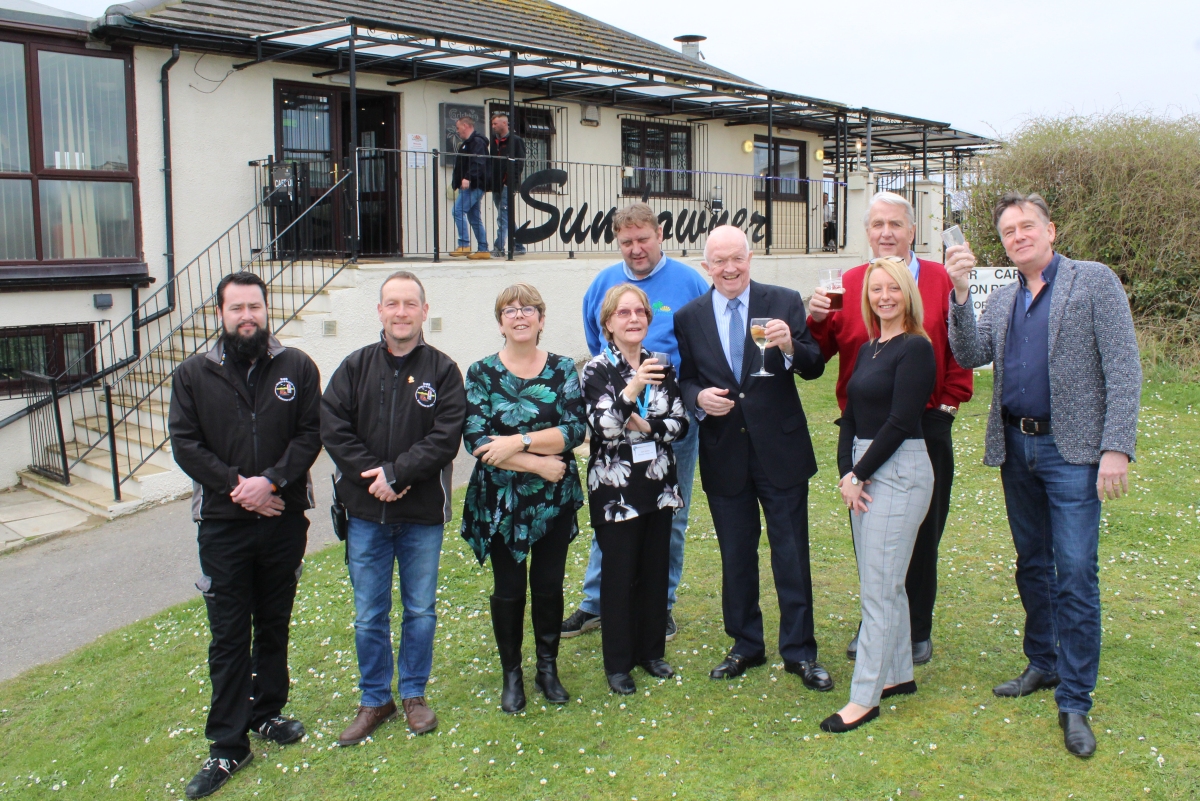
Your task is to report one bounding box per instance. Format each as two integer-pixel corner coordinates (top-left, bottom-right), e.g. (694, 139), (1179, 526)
(115, 0), (751, 84)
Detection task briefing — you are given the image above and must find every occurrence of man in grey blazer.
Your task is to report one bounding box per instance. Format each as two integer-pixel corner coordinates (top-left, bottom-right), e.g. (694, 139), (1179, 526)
(944, 191), (1140, 758)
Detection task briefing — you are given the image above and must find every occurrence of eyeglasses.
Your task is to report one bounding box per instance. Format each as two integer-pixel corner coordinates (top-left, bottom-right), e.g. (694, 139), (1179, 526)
(501, 305), (539, 319)
(708, 255), (749, 269)
(613, 307), (649, 320)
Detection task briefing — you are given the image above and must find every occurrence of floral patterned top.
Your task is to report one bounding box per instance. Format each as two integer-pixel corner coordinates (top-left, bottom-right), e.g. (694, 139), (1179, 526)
(461, 352), (586, 564)
(581, 346), (689, 524)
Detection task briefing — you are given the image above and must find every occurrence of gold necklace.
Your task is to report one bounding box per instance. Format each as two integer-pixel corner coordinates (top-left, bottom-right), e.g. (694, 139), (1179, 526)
(872, 335), (895, 359)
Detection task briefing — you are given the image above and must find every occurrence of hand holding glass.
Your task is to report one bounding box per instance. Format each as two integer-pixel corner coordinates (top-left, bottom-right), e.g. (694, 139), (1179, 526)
(750, 318), (773, 377)
(818, 268), (844, 310)
(941, 225), (966, 249)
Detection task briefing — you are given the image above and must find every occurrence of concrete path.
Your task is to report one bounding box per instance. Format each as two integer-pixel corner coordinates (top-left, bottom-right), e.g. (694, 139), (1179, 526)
(0, 487), (105, 552)
(0, 453), (342, 683)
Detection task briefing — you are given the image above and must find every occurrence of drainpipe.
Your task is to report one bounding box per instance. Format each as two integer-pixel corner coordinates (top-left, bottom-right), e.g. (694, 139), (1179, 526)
(161, 44), (180, 310)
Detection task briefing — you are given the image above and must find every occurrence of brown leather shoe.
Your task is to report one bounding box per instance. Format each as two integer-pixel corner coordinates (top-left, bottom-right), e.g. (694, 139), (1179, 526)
(337, 700), (398, 746)
(403, 696), (438, 734)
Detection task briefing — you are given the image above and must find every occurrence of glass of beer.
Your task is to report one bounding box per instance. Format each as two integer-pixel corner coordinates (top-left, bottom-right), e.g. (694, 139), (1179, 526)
(749, 318), (773, 377)
(818, 268), (844, 310)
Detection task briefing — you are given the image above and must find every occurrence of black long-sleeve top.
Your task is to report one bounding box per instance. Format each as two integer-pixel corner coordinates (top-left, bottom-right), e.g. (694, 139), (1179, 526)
(837, 333), (936, 481)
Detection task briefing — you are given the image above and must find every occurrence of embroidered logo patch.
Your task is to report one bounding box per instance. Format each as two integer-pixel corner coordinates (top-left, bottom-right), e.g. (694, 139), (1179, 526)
(274, 378), (297, 402)
(415, 382), (437, 407)
(652, 301), (672, 313)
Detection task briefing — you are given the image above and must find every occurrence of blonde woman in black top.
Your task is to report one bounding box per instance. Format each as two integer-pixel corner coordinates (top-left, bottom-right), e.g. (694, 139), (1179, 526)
(581, 283), (689, 695)
(821, 256), (937, 733)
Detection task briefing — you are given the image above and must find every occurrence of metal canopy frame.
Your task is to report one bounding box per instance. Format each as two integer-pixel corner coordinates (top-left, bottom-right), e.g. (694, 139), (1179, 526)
(227, 16), (992, 164)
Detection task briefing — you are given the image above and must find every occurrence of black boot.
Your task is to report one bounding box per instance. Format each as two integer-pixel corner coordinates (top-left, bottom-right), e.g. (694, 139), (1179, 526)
(530, 592), (570, 704)
(490, 595), (526, 714)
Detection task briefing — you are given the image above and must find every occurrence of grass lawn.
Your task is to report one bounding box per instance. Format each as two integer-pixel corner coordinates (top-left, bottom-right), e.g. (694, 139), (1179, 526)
(1, 366), (1198, 800)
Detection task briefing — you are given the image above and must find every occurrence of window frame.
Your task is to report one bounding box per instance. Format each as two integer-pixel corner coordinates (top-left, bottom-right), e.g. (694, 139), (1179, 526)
(753, 134), (808, 202)
(621, 118), (693, 199)
(0, 322), (96, 397)
(0, 32), (142, 272)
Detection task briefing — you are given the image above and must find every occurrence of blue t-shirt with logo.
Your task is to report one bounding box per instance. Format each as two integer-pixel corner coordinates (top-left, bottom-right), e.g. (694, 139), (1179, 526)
(582, 256), (710, 369)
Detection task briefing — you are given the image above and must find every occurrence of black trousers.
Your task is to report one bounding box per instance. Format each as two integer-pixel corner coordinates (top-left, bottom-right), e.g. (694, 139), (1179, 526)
(594, 508), (672, 674)
(706, 444), (817, 663)
(490, 512), (573, 600)
(197, 514), (308, 758)
(906, 408), (956, 642)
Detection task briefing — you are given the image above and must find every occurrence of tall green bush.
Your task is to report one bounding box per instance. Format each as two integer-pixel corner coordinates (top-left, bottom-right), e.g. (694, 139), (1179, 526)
(961, 114), (1200, 367)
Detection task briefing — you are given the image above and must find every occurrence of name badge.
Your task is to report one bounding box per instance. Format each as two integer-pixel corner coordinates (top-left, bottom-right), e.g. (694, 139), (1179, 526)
(631, 441), (657, 464)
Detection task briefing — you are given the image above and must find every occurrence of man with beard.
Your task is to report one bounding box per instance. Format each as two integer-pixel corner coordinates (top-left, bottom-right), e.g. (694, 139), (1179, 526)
(169, 271), (322, 799)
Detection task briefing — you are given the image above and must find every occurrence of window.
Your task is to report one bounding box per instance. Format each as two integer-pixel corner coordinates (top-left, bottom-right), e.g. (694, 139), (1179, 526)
(0, 36), (140, 272)
(0, 323), (95, 397)
(754, 136), (807, 201)
(622, 119), (691, 197)
(488, 102), (558, 190)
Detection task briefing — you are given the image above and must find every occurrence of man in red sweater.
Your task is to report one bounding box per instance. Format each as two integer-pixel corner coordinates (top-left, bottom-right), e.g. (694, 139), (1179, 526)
(808, 191), (973, 666)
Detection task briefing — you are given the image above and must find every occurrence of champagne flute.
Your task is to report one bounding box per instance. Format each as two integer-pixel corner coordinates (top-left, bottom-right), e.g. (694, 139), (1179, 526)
(749, 318), (773, 377)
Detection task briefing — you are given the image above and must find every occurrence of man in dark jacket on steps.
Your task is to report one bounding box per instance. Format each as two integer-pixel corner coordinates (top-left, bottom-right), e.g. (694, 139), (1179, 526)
(321, 270), (466, 746)
(169, 271), (322, 800)
(449, 116), (491, 259)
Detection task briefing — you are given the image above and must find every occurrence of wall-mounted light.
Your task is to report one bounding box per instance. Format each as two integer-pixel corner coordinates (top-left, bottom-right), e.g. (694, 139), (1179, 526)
(706, 184), (724, 212)
(814, 149), (825, 161)
(742, 140), (754, 153)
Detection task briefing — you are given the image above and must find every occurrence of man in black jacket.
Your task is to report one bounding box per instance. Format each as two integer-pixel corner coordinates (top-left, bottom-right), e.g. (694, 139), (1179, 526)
(169, 271), (322, 800)
(673, 225), (833, 692)
(489, 112), (526, 256)
(449, 116), (491, 259)
(321, 270), (466, 746)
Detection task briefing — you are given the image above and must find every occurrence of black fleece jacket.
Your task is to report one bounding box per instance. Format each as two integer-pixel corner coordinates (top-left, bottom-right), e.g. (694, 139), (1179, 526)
(169, 337), (322, 521)
(320, 336), (466, 526)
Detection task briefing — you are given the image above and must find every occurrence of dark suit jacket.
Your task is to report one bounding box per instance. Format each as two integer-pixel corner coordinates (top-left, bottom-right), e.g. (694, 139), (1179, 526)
(674, 280), (824, 496)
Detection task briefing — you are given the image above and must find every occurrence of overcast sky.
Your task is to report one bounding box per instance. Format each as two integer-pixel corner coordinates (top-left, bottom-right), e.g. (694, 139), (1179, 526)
(48, 0), (1200, 138)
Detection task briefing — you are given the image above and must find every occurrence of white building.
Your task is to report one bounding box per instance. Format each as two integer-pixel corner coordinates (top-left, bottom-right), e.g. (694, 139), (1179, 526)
(0, 0), (990, 514)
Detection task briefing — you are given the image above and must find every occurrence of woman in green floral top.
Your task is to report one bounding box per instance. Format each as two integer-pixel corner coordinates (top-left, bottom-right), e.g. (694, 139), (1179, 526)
(461, 283), (585, 715)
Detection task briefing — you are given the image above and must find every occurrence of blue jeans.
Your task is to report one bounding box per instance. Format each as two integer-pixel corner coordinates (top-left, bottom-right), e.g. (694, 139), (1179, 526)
(452, 188), (487, 250)
(1000, 427), (1101, 715)
(347, 516), (444, 706)
(580, 407), (699, 615)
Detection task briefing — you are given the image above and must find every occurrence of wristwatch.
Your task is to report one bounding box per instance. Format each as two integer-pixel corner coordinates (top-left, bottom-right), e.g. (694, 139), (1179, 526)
(850, 474), (859, 486)
(521, 434), (532, 452)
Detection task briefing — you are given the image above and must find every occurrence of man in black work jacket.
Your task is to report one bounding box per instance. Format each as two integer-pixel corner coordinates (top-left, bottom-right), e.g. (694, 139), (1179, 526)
(489, 111), (526, 256)
(449, 116), (492, 259)
(169, 271), (321, 800)
(321, 270), (466, 746)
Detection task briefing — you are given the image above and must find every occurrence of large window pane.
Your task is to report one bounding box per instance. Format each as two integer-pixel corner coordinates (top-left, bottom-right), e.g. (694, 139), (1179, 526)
(0, 42), (29, 172)
(39, 51), (128, 171)
(281, 89), (332, 161)
(39, 180), (135, 259)
(0, 179), (35, 259)
(778, 143), (802, 195)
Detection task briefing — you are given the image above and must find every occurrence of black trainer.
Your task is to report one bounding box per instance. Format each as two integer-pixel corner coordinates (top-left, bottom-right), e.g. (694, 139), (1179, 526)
(665, 613), (678, 642)
(185, 751), (253, 799)
(255, 715), (305, 745)
(561, 608), (600, 638)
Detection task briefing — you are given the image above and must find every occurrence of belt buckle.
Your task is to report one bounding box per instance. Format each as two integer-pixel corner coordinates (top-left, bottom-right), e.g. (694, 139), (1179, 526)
(1019, 417), (1037, 435)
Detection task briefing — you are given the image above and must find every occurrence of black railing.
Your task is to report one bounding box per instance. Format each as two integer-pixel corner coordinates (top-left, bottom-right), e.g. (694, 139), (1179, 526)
(350, 149), (829, 259)
(22, 164), (355, 499)
(21, 371), (69, 485)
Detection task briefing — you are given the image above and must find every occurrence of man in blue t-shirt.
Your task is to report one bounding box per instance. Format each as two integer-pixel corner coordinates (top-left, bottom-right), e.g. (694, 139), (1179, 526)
(563, 202), (709, 642)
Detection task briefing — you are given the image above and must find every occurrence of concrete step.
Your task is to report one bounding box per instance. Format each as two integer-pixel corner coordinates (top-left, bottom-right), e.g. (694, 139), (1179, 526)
(18, 468), (142, 519)
(75, 414), (169, 453)
(59, 441), (172, 499)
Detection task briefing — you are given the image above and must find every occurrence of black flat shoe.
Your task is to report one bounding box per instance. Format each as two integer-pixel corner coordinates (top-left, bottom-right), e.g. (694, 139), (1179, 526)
(709, 652), (767, 679)
(607, 672), (636, 695)
(1059, 712), (1096, 758)
(783, 659), (835, 692)
(819, 707), (879, 733)
(912, 639), (933, 666)
(880, 680), (917, 699)
(993, 665), (1060, 698)
(639, 659), (675, 679)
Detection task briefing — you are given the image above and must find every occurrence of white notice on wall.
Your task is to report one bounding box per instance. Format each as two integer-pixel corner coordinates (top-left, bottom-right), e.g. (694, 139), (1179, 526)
(407, 133), (428, 168)
(963, 267), (1020, 370)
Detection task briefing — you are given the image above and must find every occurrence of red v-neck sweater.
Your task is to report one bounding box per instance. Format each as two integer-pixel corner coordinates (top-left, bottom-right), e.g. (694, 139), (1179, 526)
(807, 258), (974, 413)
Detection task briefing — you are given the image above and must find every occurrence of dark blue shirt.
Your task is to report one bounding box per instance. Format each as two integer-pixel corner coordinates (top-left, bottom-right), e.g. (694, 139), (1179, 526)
(1002, 253), (1059, 420)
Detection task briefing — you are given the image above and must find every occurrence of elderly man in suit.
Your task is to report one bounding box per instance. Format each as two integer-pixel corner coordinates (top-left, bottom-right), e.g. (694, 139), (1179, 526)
(945, 191), (1141, 758)
(673, 224), (832, 691)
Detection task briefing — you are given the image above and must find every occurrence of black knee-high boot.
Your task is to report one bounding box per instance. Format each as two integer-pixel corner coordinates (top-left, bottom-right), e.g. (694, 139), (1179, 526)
(490, 595), (526, 714)
(530, 592), (569, 703)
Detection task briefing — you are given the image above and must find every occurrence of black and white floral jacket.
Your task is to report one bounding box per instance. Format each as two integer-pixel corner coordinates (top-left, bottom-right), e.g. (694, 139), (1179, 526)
(581, 346), (689, 524)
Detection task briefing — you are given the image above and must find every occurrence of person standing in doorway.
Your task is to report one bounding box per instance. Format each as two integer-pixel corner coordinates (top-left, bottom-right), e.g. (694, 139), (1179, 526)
(562, 203), (708, 644)
(489, 112), (526, 256)
(450, 117), (491, 260)
(321, 271), (466, 746)
(169, 271), (322, 800)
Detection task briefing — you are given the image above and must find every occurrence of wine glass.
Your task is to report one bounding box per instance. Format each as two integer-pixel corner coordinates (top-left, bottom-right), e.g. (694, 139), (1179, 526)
(749, 318), (773, 377)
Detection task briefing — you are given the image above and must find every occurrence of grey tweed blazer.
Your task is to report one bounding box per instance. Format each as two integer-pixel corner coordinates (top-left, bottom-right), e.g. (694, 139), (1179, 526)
(947, 256), (1141, 467)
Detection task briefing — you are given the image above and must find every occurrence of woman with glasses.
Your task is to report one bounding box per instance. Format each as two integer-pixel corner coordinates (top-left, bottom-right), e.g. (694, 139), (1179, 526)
(461, 283), (586, 714)
(581, 284), (689, 694)
(821, 256), (936, 733)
